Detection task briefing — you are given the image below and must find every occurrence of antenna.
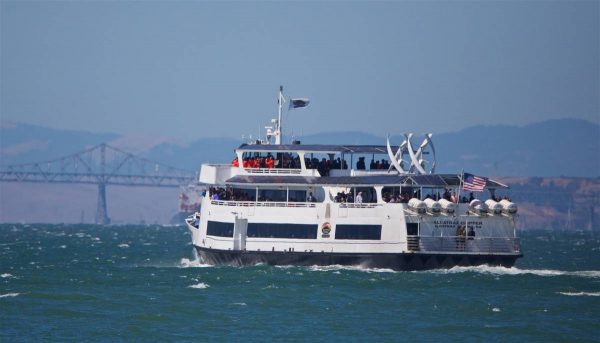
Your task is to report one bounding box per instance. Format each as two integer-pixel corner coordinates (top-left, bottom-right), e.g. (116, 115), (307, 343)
(275, 85), (284, 145)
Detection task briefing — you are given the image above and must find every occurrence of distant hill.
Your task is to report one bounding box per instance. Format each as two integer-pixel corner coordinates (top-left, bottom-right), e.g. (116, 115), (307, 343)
(494, 176), (599, 230)
(0, 121), (119, 166)
(1, 118), (599, 177)
(433, 119), (600, 177)
(149, 119), (598, 176)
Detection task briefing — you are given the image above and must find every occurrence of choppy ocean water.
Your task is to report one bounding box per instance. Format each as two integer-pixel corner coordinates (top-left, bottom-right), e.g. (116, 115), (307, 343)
(1, 224), (599, 342)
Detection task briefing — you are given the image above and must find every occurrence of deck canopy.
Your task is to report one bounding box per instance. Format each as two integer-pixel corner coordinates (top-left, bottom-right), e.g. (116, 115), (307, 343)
(225, 174), (508, 189)
(236, 143), (397, 155)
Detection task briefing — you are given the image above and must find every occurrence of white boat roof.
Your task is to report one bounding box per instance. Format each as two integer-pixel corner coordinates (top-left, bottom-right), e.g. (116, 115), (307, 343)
(236, 143), (397, 154)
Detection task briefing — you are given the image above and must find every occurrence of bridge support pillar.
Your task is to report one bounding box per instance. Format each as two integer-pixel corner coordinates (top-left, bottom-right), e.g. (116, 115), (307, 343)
(95, 183), (110, 225)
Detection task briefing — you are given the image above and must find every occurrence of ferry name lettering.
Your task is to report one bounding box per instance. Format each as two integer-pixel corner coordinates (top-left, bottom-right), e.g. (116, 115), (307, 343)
(432, 220), (483, 229)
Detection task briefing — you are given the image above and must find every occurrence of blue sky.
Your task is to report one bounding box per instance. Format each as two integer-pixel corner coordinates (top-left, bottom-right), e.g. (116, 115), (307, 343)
(1, 0), (598, 141)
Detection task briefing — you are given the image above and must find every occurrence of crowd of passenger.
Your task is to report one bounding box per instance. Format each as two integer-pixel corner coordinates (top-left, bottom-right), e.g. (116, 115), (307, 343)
(382, 193), (412, 203)
(208, 187), (253, 202)
(231, 154), (391, 176)
(490, 195), (512, 202)
(334, 191), (355, 203)
(355, 157), (391, 170)
(381, 189), (480, 204)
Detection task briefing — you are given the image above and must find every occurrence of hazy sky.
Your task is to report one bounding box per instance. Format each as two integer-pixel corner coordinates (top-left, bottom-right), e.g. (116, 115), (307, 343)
(1, 1), (598, 141)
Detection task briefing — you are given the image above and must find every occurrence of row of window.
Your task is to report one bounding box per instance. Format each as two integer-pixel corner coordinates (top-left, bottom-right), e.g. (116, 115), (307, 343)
(206, 221), (383, 240)
(248, 223), (317, 239)
(335, 225), (382, 240)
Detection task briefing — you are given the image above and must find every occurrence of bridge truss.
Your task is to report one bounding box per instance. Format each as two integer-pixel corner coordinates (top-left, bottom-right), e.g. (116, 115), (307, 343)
(0, 143), (198, 224)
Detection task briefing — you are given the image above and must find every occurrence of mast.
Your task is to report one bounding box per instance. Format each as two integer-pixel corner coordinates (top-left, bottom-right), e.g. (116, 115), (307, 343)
(275, 85), (284, 145)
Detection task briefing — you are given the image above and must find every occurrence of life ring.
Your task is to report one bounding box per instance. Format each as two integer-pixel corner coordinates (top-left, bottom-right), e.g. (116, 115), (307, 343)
(321, 222), (331, 234)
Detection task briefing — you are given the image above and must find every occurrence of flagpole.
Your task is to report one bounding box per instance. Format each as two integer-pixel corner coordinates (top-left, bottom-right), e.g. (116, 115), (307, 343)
(276, 85), (284, 145)
(457, 168), (464, 204)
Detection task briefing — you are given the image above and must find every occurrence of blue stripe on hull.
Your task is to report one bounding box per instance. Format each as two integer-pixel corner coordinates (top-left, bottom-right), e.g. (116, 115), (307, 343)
(194, 246), (521, 271)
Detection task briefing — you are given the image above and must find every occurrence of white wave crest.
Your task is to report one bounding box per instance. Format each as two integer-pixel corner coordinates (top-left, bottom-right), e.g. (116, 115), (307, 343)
(179, 258), (213, 268)
(0, 293), (20, 298)
(425, 265), (600, 278)
(188, 282), (209, 289)
(118, 244), (130, 248)
(1, 273), (13, 278)
(558, 291), (600, 297)
(306, 264), (397, 273)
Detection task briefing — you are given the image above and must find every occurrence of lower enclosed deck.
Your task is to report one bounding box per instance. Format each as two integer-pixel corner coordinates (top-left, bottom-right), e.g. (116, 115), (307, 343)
(194, 245), (521, 271)
(189, 200), (521, 270)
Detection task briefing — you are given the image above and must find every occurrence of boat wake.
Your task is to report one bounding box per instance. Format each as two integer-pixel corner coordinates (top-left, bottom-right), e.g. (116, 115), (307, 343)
(304, 264), (397, 273)
(179, 258), (213, 268)
(0, 293), (20, 298)
(424, 265), (600, 278)
(557, 291), (600, 297)
(178, 249), (213, 268)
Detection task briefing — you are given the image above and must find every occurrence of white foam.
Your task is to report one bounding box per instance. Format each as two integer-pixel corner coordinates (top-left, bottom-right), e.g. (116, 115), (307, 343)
(558, 291), (600, 297)
(232, 302), (247, 306)
(1, 273), (13, 278)
(492, 307), (501, 312)
(424, 265), (600, 279)
(59, 245), (67, 249)
(306, 264), (397, 273)
(179, 258), (213, 268)
(0, 293), (19, 298)
(118, 243), (130, 248)
(188, 282), (210, 289)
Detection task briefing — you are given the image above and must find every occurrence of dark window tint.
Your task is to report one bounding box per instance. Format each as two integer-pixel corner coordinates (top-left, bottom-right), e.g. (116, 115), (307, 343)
(207, 221), (234, 237)
(335, 225), (382, 240)
(406, 223), (419, 236)
(247, 223), (317, 239)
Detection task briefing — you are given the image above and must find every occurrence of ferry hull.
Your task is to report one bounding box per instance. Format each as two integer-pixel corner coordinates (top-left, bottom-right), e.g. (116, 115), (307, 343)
(194, 245), (521, 271)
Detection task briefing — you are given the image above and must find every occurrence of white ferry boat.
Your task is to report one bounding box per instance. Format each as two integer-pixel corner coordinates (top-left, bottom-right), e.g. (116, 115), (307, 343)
(186, 87), (522, 270)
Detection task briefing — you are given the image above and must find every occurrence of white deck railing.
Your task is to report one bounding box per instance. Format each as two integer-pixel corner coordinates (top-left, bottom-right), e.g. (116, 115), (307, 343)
(210, 200), (316, 208)
(338, 203), (382, 209)
(245, 168), (301, 175)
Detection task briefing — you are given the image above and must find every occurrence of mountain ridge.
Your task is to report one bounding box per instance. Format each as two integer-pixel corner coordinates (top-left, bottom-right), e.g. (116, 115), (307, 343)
(1, 118), (598, 177)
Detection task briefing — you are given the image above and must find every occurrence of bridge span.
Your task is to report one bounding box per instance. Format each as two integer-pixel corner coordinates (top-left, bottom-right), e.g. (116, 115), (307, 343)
(0, 143), (198, 224)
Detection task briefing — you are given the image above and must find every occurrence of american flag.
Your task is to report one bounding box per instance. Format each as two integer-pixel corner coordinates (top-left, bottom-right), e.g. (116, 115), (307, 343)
(463, 173), (488, 192)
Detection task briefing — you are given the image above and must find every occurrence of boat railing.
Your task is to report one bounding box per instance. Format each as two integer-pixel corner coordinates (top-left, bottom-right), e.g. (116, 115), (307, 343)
(350, 169), (394, 176)
(338, 203), (381, 209)
(407, 235), (521, 254)
(244, 168), (302, 175)
(210, 200), (317, 208)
